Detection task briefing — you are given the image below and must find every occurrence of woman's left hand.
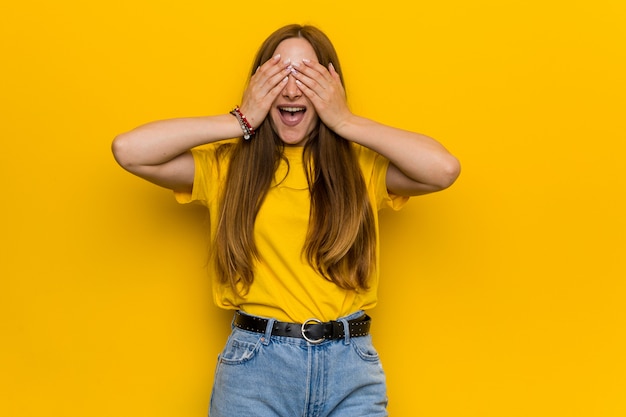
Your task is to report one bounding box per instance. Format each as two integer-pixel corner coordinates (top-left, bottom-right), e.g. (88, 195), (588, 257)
(291, 60), (353, 133)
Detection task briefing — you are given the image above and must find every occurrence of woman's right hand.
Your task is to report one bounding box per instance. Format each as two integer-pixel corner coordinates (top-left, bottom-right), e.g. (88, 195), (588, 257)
(239, 54), (291, 129)
(112, 55), (292, 192)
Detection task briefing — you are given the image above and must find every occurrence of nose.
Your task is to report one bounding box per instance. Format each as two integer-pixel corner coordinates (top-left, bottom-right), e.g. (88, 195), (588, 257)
(282, 74), (302, 100)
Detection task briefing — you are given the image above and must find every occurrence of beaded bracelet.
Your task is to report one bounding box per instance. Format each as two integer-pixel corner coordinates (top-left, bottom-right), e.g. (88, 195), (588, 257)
(229, 106), (255, 140)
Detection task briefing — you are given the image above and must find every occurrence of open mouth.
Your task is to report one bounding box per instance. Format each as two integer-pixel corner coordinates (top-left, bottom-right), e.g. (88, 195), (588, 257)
(278, 106), (306, 126)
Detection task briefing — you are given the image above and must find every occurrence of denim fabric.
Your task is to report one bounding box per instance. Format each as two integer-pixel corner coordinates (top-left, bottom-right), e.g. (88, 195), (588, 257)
(209, 311), (388, 417)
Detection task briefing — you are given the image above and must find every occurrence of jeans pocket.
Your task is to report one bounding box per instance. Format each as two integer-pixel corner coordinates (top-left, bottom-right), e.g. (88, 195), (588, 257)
(351, 335), (381, 362)
(218, 329), (262, 365)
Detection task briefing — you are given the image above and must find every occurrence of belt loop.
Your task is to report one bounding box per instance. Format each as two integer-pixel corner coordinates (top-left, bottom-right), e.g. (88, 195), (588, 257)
(262, 317), (275, 345)
(340, 318), (351, 345)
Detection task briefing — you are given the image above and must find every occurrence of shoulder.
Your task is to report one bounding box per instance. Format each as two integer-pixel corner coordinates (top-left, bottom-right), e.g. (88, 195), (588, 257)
(351, 142), (388, 178)
(191, 140), (237, 173)
(193, 139), (237, 160)
(177, 140), (237, 205)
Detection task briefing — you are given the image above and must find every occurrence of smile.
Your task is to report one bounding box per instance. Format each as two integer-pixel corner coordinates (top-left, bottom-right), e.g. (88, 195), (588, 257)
(278, 106), (307, 126)
(279, 106), (306, 115)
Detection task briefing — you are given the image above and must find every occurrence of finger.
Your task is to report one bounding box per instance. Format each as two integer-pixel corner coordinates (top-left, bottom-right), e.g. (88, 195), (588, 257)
(292, 64), (339, 102)
(294, 79), (316, 100)
(266, 75), (289, 100)
(327, 62), (345, 89)
(253, 54), (285, 84)
(290, 72), (323, 104)
(262, 66), (292, 95)
(252, 58), (291, 95)
(259, 55), (292, 90)
(294, 79), (326, 109)
(301, 59), (333, 84)
(290, 64), (324, 94)
(263, 53), (283, 70)
(328, 62), (340, 79)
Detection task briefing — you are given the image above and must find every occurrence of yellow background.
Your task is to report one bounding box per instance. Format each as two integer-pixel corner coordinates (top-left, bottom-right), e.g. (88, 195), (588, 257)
(2, 0), (625, 416)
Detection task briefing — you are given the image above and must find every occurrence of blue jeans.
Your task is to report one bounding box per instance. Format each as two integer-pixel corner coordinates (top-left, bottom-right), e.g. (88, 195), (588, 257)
(209, 311), (388, 417)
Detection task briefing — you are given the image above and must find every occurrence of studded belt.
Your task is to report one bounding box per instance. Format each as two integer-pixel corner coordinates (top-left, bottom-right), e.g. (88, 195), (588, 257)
(233, 311), (371, 344)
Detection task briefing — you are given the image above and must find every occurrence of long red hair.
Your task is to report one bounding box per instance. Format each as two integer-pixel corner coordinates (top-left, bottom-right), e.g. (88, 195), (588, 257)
(214, 24), (376, 294)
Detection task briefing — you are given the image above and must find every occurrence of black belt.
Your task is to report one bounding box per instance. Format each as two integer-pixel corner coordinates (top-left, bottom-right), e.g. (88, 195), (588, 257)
(233, 311), (371, 344)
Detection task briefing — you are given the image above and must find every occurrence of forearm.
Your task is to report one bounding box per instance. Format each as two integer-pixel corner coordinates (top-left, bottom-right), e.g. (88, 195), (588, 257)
(336, 115), (461, 192)
(289, 58), (459, 193)
(112, 114), (241, 169)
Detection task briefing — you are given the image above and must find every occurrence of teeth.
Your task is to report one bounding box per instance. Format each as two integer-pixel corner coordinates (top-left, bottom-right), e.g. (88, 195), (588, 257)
(280, 107), (305, 113)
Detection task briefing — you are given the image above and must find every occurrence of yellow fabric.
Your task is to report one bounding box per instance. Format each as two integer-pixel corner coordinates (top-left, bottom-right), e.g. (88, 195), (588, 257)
(175, 142), (408, 322)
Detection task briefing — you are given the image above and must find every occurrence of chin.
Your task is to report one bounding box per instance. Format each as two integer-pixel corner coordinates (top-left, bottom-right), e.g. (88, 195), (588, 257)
(274, 126), (315, 146)
(279, 135), (308, 146)
(270, 113), (317, 146)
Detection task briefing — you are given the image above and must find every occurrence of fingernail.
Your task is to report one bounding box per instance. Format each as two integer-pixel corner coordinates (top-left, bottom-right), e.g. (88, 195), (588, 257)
(273, 54), (281, 61)
(329, 62), (335, 70)
(284, 58), (291, 66)
(302, 58), (311, 64)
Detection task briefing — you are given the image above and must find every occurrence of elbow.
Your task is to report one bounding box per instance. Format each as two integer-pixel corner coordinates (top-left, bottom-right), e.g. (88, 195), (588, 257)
(389, 154), (461, 196)
(111, 133), (135, 171)
(434, 155), (461, 191)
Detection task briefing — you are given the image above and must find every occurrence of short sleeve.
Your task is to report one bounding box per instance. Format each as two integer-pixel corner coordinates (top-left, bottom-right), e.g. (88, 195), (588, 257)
(354, 144), (409, 211)
(173, 143), (228, 207)
(371, 154), (409, 210)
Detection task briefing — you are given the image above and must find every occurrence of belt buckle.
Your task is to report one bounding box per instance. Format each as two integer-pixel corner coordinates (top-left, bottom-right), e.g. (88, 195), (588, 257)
(301, 318), (325, 344)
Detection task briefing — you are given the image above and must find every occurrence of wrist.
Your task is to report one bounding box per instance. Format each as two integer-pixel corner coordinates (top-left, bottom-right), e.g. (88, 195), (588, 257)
(230, 106), (256, 140)
(332, 113), (358, 139)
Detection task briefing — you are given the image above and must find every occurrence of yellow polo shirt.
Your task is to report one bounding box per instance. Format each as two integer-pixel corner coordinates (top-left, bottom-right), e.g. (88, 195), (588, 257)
(175, 142), (407, 322)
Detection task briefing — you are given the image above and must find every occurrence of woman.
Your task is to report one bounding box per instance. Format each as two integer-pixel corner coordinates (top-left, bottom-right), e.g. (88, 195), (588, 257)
(113, 24), (460, 417)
